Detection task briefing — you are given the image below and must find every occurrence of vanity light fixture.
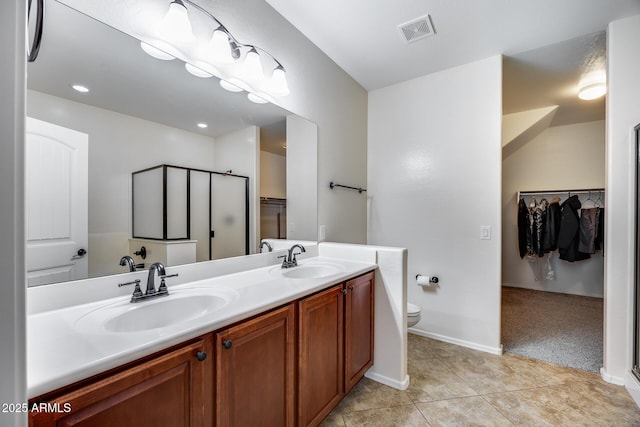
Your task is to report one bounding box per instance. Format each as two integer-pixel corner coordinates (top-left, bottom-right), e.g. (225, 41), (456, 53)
(247, 93), (268, 104)
(158, 0), (195, 44)
(578, 81), (606, 100)
(140, 41), (175, 61)
(141, 0), (289, 101)
(72, 84), (90, 93)
(185, 63), (213, 78)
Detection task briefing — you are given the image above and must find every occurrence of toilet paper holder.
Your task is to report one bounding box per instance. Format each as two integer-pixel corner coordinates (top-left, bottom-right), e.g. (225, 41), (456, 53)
(416, 274), (439, 286)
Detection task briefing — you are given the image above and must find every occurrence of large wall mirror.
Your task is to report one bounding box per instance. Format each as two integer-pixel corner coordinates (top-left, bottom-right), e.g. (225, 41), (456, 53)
(25, 0), (318, 286)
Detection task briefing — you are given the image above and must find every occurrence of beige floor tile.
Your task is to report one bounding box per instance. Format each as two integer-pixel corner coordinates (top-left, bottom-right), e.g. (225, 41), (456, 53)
(343, 404), (429, 427)
(416, 396), (513, 427)
(407, 359), (479, 402)
(319, 412), (346, 427)
(334, 378), (413, 413)
(483, 385), (598, 426)
(563, 379), (640, 426)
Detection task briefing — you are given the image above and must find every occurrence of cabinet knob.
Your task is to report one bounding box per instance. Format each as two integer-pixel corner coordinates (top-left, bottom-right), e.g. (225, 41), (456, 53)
(348, 285), (354, 291)
(196, 351), (207, 361)
(342, 289), (347, 295)
(222, 340), (233, 349)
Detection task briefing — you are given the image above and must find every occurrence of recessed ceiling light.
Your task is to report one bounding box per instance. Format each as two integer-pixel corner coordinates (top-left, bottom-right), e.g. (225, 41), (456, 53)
(197, 123), (208, 129)
(72, 84), (90, 93)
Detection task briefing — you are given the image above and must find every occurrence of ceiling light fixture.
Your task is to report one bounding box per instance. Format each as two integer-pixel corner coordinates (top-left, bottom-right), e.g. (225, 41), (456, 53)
(140, 0), (289, 101)
(247, 93), (268, 104)
(578, 81), (606, 100)
(197, 123), (208, 128)
(72, 84), (90, 93)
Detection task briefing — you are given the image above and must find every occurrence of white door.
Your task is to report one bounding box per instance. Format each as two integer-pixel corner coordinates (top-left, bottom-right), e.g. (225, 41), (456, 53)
(25, 117), (88, 286)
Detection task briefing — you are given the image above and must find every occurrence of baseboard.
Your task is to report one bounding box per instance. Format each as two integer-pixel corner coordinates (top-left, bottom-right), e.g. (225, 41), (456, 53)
(408, 328), (503, 356)
(364, 370), (410, 391)
(600, 367), (625, 385)
(625, 371), (640, 408)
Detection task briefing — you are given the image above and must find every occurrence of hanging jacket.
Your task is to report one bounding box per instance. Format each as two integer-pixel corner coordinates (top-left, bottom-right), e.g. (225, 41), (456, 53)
(528, 198), (548, 257)
(543, 201), (561, 252)
(518, 198), (529, 259)
(557, 195), (590, 262)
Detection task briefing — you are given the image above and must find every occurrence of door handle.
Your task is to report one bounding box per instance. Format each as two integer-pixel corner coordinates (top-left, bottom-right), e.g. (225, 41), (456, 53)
(71, 248), (87, 260)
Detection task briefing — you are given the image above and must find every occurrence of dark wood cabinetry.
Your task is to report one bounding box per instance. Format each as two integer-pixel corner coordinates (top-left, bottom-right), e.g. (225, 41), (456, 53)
(345, 271), (375, 392)
(298, 271), (375, 427)
(215, 304), (296, 427)
(297, 285), (345, 426)
(29, 270), (374, 427)
(29, 338), (212, 427)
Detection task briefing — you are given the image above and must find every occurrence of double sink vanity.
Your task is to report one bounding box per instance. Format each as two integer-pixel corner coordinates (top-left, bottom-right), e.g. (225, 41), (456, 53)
(27, 245), (379, 426)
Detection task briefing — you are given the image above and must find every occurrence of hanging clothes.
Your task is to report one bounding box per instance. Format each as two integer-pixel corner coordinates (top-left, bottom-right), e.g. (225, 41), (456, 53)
(528, 198), (548, 257)
(543, 199), (561, 252)
(595, 208), (605, 253)
(518, 198), (529, 259)
(557, 195), (591, 262)
(579, 207), (599, 254)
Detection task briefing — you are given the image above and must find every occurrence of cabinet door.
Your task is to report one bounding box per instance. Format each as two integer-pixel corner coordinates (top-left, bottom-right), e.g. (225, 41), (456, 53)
(29, 338), (212, 427)
(298, 285), (345, 427)
(215, 304), (295, 427)
(345, 271), (375, 392)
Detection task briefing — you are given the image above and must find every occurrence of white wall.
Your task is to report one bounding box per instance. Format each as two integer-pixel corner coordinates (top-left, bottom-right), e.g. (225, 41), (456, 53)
(502, 120), (606, 297)
(0, 1), (26, 424)
(368, 56), (503, 353)
(260, 151), (286, 199)
(27, 90), (217, 277)
(606, 14), (640, 386)
(286, 115), (318, 241)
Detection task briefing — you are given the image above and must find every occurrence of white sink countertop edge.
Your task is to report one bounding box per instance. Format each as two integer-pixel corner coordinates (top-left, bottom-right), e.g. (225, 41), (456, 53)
(27, 256), (376, 398)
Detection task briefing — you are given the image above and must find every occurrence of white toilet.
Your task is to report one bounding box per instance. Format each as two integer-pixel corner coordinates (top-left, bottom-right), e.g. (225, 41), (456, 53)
(407, 303), (422, 328)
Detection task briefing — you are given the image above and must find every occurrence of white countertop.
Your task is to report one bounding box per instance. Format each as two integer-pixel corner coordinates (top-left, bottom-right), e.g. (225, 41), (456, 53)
(27, 256), (376, 398)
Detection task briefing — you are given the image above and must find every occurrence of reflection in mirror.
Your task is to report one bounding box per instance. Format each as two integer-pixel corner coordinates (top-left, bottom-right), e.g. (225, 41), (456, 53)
(25, 0), (317, 286)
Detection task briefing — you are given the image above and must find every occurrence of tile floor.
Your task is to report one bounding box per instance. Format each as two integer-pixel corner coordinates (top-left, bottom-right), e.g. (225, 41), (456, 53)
(320, 334), (640, 426)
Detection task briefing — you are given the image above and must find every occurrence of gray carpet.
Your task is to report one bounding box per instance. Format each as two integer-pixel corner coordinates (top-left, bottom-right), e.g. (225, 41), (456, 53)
(501, 286), (603, 373)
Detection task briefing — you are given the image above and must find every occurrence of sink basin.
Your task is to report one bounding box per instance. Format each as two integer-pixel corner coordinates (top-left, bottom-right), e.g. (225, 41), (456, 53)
(76, 287), (238, 333)
(272, 262), (344, 279)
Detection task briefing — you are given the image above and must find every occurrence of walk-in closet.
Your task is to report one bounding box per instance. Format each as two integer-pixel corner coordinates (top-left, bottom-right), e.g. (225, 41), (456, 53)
(501, 32), (606, 372)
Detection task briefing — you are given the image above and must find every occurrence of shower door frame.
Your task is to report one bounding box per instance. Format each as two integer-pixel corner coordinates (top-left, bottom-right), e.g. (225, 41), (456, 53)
(633, 123), (640, 381)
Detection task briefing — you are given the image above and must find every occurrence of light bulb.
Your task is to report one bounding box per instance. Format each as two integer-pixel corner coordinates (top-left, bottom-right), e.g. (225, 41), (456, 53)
(269, 66), (289, 96)
(140, 41), (175, 60)
(208, 28), (234, 64)
(241, 48), (264, 85)
(158, 0), (195, 43)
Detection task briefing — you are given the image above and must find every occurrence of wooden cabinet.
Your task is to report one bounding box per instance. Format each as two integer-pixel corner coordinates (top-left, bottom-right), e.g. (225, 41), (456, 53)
(215, 304), (296, 427)
(297, 285), (345, 427)
(29, 338), (213, 427)
(29, 270), (374, 427)
(298, 271), (375, 427)
(345, 271), (375, 392)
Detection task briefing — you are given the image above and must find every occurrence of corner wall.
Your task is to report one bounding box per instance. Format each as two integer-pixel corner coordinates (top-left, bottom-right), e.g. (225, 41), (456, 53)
(368, 56), (503, 352)
(0, 1), (26, 425)
(605, 14), (640, 386)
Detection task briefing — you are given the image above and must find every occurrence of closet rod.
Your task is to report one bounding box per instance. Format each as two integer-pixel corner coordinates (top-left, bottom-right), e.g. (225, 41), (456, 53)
(518, 188), (604, 197)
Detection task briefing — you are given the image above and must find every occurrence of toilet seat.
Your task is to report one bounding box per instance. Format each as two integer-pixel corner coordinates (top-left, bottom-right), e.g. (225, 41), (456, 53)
(407, 303), (421, 316)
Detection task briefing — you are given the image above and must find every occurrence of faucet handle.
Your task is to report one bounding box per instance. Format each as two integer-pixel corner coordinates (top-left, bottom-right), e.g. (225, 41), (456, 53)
(119, 279), (143, 302)
(160, 273), (179, 279)
(118, 279), (141, 288)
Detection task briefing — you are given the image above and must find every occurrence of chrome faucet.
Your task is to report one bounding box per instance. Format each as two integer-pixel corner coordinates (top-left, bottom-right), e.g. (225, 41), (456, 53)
(280, 244), (306, 268)
(119, 255), (136, 272)
(146, 262), (166, 295)
(259, 240), (273, 253)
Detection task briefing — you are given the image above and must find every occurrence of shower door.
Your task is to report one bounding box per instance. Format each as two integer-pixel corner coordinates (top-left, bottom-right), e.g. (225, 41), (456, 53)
(634, 123), (640, 381)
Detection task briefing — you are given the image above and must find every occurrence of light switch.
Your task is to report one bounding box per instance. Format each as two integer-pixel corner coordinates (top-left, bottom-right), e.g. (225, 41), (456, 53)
(480, 225), (491, 240)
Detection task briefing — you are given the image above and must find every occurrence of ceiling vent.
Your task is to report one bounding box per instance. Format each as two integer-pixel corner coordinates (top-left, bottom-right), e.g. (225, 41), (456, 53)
(397, 15), (435, 44)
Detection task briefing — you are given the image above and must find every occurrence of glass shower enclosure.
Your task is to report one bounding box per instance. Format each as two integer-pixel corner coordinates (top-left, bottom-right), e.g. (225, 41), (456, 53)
(132, 164), (249, 261)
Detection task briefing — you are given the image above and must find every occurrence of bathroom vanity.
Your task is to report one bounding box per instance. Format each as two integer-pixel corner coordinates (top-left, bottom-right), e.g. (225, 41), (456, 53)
(27, 257), (375, 427)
